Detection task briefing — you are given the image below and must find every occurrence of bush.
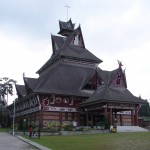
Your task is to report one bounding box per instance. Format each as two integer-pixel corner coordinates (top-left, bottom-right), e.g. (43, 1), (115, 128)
(63, 124), (74, 131)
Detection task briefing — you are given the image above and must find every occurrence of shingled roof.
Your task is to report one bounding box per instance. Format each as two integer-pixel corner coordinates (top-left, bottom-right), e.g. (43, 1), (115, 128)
(37, 25), (102, 75)
(80, 85), (147, 106)
(58, 19), (75, 36)
(97, 67), (127, 88)
(25, 61), (97, 97)
(15, 84), (27, 98)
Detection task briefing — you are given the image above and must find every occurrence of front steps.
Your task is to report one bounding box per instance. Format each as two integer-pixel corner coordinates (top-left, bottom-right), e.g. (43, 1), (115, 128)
(117, 126), (149, 132)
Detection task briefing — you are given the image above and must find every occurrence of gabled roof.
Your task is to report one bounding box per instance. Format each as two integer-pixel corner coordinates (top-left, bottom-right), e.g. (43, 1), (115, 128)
(37, 25), (102, 75)
(60, 26), (102, 63)
(62, 25), (85, 48)
(15, 84), (27, 98)
(80, 73), (95, 89)
(97, 68), (119, 85)
(51, 35), (66, 54)
(97, 67), (127, 87)
(26, 61), (97, 97)
(37, 35), (66, 74)
(60, 46), (102, 63)
(80, 85), (147, 106)
(23, 77), (39, 91)
(58, 19), (75, 36)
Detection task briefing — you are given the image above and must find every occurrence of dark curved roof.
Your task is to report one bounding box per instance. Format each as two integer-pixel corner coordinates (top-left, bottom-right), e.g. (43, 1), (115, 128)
(80, 85), (147, 106)
(60, 46), (101, 63)
(25, 61), (97, 97)
(97, 67), (127, 87)
(58, 19), (75, 36)
(15, 84), (27, 97)
(37, 26), (102, 75)
(97, 68), (118, 85)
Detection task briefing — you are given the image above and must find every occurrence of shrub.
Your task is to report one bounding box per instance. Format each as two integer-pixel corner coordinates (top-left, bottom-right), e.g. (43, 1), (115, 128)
(63, 124), (74, 131)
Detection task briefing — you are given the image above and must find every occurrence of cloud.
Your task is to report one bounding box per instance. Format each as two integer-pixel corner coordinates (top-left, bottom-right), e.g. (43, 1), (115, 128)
(0, 28), (52, 84)
(0, 0), (150, 103)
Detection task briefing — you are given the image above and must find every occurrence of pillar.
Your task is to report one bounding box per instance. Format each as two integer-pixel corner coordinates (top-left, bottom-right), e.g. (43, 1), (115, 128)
(91, 113), (94, 127)
(109, 108), (113, 125)
(131, 109), (134, 126)
(104, 106), (108, 118)
(59, 111), (63, 126)
(120, 114), (122, 126)
(77, 112), (80, 126)
(135, 108), (138, 126)
(86, 111), (89, 126)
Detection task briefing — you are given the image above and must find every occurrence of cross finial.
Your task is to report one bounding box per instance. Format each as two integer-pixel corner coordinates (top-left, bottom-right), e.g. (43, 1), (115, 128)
(65, 4), (71, 21)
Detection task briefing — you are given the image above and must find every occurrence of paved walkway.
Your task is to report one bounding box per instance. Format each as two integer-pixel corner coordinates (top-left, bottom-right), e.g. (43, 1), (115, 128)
(0, 132), (51, 150)
(17, 136), (51, 150)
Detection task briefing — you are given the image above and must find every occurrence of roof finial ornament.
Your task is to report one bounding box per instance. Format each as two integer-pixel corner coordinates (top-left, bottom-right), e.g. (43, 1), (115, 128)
(23, 72), (25, 78)
(65, 4), (71, 21)
(117, 60), (123, 68)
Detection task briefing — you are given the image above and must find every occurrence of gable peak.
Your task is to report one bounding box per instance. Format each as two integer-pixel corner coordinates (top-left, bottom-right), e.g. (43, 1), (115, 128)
(58, 18), (75, 36)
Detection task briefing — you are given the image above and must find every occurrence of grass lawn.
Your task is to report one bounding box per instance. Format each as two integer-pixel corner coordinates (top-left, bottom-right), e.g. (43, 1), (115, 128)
(0, 128), (9, 132)
(26, 132), (150, 150)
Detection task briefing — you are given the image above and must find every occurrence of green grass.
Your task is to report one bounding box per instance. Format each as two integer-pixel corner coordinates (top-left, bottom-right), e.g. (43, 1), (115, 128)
(0, 128), (9, 132)
(26, 132), (150, 150)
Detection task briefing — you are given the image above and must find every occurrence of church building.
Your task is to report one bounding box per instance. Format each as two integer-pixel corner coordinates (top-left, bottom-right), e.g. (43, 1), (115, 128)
(7, 19), (146, 128)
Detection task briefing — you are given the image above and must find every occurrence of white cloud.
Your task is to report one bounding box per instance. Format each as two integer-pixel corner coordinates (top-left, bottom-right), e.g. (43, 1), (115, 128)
(0, 28), (51, 84)
(0, 0), (150, 104)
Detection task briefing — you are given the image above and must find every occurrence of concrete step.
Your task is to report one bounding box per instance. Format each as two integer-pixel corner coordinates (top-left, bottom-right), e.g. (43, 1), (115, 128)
(117, 126), (149, 132)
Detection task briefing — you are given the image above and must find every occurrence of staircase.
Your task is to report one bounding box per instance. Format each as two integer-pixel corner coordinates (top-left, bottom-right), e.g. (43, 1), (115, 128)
(117, 126), (149, 132)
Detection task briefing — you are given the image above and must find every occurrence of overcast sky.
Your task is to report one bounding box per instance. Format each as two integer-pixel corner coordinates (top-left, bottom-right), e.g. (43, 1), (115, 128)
(0, 0), (150, 104)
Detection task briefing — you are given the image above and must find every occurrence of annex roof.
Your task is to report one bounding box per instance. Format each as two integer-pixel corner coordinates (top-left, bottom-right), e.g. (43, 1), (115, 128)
(80, 85), (147, 106)
(15, 84), (27, 97)
(97, 67), (127, 87)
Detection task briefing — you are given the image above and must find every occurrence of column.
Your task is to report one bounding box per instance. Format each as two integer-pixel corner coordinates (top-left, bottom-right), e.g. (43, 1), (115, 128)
(86, 111), (89, 126)
(131, 109), (134, 126)
(135, 108), (138, 126)
(120, 114), (122, 126)
(59, 111), (63, 126)
(77, 112), (80, 126)
(91, 113), (94, 127)
(104, 106), (108, 118)
(109, 108), (113, 125)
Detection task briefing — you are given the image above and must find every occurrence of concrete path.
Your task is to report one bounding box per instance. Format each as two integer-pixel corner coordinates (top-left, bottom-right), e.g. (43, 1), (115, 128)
(0, 132), (39, 150)
(17, 136), (51, 150)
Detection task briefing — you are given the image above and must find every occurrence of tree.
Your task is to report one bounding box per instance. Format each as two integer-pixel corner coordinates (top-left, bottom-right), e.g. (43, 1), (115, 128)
(0, 77), (16, 127)
(139, 100), (150, 117)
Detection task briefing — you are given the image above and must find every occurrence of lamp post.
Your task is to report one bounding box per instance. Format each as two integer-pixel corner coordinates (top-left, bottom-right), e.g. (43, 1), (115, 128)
(12, 99), (15, 136)
(23, 119), (26, 135)
(12, 80), (16, 136)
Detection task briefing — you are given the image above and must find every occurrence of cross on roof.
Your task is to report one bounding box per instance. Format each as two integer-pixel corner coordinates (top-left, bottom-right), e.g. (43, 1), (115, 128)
(65, 4), (71, 21)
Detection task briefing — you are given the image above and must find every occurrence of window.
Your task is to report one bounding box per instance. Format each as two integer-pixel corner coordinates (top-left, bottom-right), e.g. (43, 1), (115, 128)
(50, 97), (54, 104)
(73, 34), (80, 45)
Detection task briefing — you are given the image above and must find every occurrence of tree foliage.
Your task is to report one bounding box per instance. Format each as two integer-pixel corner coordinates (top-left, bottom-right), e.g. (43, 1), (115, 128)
(0, 77), (16, 127)
(139, 100), (150, 117)
(0, 77), (16, 106)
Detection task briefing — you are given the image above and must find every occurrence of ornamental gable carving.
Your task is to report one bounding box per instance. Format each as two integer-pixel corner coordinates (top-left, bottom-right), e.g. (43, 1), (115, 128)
(109, 71), (125, 87)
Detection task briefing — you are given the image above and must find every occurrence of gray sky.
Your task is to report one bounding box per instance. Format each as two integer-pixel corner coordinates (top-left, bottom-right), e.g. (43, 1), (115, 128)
(0, 0), (150, 104)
